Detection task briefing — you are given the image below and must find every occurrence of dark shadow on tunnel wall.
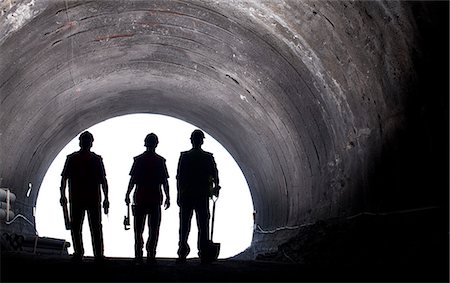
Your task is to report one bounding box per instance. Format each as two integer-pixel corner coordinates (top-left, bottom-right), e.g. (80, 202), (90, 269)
(369, 2), (449, 277)
(366, 0), (449, 258)
(367, 1), (449, 216)
(375, 0), (449, 273)
(256, 2), (449, 281)
(339, 0), (448, 275)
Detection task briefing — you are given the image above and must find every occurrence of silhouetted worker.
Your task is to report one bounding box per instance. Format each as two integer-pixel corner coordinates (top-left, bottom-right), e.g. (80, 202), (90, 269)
(60, 131), (109, 262)
(176, 129), (220, 263)
(125, 133), (170, 264)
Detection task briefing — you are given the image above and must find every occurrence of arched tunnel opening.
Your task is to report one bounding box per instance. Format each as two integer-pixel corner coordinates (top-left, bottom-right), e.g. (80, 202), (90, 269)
(0, 0), (448, 281)
(35, 113), (254, 259)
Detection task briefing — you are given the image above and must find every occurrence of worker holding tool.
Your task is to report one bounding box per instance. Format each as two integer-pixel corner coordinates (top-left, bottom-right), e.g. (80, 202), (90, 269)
(123, 203), (131, 231)
(176, 129), (221, 263)
(60, 131), (109, 263)
(125, 133), (170, 264)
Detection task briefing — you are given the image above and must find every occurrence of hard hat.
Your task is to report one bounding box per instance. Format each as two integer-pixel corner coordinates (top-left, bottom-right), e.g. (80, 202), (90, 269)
(145, 133), (159, 147)
(79, 131), (94, 143)
(190, 129), (205, 140)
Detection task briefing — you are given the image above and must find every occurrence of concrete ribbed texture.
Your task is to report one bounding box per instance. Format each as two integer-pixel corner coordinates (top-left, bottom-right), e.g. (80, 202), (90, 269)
(0, 0), (447, 259)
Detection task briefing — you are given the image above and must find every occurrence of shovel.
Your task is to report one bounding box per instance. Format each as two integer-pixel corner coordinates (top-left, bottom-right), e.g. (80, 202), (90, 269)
(206, 195), (220, 261)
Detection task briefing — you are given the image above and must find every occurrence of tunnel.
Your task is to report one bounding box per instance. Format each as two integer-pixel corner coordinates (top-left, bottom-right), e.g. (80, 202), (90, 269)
(0, 0), (448, 281)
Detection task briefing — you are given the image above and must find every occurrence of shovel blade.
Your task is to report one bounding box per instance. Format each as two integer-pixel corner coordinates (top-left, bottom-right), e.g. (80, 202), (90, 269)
(203, 241), (220, 261)
(211, 242), (220, 260)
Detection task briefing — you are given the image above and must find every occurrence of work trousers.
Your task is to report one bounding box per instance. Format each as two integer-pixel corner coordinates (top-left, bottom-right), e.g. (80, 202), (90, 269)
(177, 199), (210, 259)
(70, 202), (103, 258)
(133, 204), (161, 259)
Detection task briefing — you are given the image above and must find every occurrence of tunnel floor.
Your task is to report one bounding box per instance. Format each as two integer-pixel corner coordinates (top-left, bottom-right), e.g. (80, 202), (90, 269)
(1, 251), (443, 282)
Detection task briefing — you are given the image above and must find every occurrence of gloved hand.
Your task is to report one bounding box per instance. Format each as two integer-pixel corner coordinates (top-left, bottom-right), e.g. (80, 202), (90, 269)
(103, 198), (109, 214)
(60, 195), (67, 206)
(164, 198), (171, 210)
(211, 185), (221, 197)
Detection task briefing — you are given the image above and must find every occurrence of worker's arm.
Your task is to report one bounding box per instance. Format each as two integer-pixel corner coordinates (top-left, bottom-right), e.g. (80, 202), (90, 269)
(125, 177), (135, 205)
(163, 179), (170, 210)
(101, 177), (109, 214)
(99, 157), (109, 214)
(176, 154), (184, 206)
(211, 156), (221, 197)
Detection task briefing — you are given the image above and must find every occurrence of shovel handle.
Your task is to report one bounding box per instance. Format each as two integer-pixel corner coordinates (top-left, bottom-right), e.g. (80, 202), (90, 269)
(211, 197), (217, 241)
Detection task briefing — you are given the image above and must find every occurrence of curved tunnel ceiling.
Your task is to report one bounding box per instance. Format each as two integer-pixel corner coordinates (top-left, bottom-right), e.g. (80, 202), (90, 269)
(0, 0), (433, 250)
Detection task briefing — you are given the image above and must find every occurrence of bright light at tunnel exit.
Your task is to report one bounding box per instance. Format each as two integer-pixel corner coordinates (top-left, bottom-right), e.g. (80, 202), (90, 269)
(36, 114), (254, 259)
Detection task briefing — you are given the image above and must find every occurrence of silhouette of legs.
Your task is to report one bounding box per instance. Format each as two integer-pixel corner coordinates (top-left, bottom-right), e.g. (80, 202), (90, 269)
(70, 203), (85, 259)
(195, 200), (210, 259)
(178, 200), (210, 260)
(178, 205), (193, 259)
(70, 203), (104, 260)
(146, 205), (161, 259)
(134, 206), (146, 260)
(87, 204), (103, 259)
(134, 205), (162, 261)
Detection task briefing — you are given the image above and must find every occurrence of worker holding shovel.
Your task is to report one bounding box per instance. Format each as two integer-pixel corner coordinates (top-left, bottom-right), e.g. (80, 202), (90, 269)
(176, 129), (221, 263)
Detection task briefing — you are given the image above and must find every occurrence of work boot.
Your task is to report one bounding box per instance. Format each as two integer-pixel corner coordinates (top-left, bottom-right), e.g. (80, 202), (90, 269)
(94, 255), (106, 264)
(176, 257), (187, 264)
(133, 256), (143, 265)
(71, 253), (83, 262)
(147, 257), (156, 264)
(147, 252), (156, 264)
(200, 256), (214, 264)
(177, 243), (189, 263)
(134, 249), (143, 264)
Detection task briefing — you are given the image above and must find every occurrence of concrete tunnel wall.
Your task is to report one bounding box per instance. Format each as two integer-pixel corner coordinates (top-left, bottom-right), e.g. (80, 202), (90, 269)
(0, 0), (447, 256)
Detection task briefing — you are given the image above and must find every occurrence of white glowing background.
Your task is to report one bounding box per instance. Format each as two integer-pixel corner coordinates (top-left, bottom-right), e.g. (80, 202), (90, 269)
(36, 114), (254, 259)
